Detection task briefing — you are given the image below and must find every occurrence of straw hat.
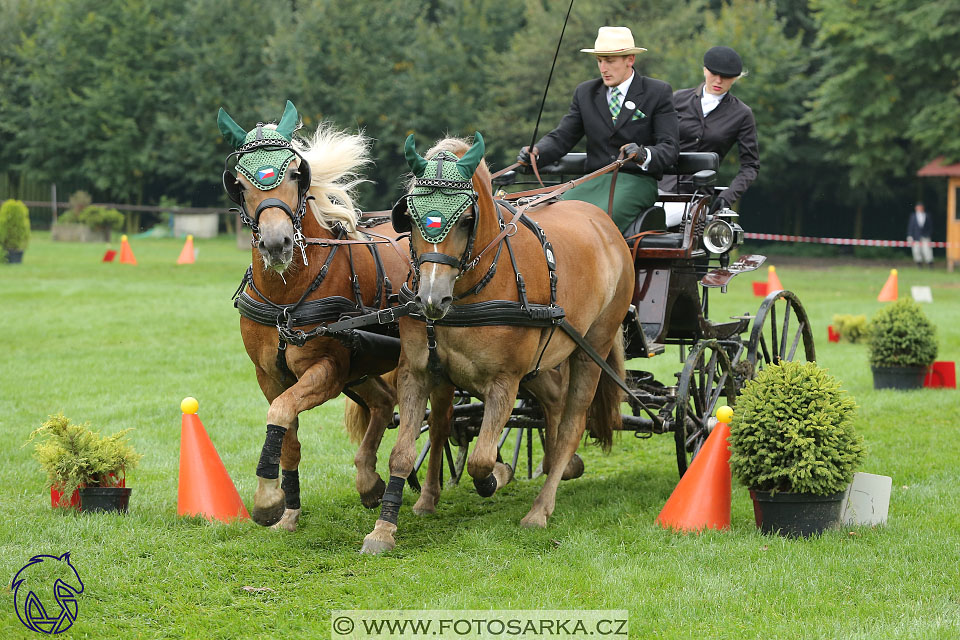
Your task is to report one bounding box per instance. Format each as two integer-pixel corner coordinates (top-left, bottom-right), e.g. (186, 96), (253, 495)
(580, 27), (647, 56)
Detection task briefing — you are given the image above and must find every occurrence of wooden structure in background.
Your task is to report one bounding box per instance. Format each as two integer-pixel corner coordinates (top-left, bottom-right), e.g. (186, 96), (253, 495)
(917, 157), (960, 271)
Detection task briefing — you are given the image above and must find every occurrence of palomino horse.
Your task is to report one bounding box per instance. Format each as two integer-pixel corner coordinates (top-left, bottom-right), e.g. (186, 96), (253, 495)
(218, 101), (412, 531)
(361, 134), (634, 553)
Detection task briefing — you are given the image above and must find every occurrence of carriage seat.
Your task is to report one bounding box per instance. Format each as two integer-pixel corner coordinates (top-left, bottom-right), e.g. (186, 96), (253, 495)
(622, 206), (685, 250)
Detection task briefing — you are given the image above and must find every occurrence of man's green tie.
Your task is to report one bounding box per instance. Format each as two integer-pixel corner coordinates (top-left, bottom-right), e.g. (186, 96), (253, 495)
(609, 87), (622, 122)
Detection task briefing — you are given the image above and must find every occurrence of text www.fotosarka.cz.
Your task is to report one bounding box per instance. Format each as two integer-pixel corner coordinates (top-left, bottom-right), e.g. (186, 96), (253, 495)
(331, 610), (628, 639)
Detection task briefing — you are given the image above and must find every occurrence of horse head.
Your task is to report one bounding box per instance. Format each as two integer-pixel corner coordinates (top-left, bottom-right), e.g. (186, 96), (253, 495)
(393, 132), (487, 320)
(219, 100), (311, 273)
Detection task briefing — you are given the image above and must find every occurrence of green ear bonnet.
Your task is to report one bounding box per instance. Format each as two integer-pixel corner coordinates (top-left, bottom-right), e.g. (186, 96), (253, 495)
(218, 100), (300, 191)
(401, 132), (485, 242)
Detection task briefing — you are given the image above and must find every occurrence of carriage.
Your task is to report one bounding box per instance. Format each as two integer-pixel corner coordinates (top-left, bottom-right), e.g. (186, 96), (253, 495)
(402, 150), (816, 488)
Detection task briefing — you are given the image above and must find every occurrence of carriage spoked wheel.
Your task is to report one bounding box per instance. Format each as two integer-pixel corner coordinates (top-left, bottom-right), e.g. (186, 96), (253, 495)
(673, 339), (738, 477)
(746, 290), (816, 377)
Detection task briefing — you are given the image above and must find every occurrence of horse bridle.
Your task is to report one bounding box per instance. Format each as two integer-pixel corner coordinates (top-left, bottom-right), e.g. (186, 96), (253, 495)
(222, 135), (314, 262)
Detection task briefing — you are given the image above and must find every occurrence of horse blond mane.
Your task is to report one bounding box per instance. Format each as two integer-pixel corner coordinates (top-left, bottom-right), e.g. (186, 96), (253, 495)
(284, 122), (371, 240)
(408, 136), (491, 192)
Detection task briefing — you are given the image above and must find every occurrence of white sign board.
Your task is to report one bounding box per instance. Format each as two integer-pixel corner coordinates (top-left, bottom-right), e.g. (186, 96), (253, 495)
(911, 286), (933, 303)
(841, 472), (892, 526)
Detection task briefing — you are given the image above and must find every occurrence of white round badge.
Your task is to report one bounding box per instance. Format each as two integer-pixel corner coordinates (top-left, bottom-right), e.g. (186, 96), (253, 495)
(624, 100), (636, 111)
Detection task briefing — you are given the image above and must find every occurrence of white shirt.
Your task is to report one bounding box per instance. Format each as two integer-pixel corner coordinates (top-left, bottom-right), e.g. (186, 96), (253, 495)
(915, 210), (926, 229)
(606, 72), (652, 170)
(701, 90), (726, 117)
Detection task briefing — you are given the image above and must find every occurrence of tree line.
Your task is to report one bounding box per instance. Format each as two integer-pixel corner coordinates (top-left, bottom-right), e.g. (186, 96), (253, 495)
(1, 0), (958, 241)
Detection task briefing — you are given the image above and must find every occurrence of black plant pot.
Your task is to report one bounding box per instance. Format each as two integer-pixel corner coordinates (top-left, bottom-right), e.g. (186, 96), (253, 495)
(750, 489), (845, 537)
(871, 365), (926, 390)
(79, 486), (131, 513)
(5, 249), (23, 264)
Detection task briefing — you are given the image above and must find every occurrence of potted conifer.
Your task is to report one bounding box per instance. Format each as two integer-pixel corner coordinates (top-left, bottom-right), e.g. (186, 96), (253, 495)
(728, 361), (865, 537)
(27, 414), (141, 513)
(867, 300), (938, 390)
(0, 199), (31, 263)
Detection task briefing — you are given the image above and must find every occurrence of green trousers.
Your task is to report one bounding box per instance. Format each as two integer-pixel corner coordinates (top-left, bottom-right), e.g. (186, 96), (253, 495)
(561, 172), (658, 234)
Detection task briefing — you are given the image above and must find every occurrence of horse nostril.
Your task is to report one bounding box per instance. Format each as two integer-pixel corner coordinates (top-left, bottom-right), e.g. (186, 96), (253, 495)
(257, 240), (267, 251)
(440, 295), (452, 308)
(283, 236), (293, 249)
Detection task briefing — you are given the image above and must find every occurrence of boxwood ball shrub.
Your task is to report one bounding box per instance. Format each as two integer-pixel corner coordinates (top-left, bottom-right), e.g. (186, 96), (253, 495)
(0, 198), (31, 251)
(729, 361), (864, 495)
(831, 313), (868, 343)
(867, 299), (938, 368)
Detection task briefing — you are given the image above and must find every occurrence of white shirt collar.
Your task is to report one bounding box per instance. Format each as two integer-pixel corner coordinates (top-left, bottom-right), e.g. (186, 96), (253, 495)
(608, 72), (635, 101)
(701, 88), (726, 116)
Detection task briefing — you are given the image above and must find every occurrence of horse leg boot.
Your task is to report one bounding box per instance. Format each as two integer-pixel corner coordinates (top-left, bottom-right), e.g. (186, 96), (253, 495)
(361, 365), (428, 554)
(413, 383), (455, 515)
(346, 375), (396, 508)
(271, 418), (302, 532)
(254, 359), (343, 526)
(521, 352), (604, 528)
(468, 377), (519, 498)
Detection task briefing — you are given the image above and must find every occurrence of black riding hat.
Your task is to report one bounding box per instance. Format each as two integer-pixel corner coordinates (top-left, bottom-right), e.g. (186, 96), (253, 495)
(703, 46), (742, 77)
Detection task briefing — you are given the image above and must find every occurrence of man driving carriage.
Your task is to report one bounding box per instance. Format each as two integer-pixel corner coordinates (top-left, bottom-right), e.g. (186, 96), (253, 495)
(516, 26), (679, 237)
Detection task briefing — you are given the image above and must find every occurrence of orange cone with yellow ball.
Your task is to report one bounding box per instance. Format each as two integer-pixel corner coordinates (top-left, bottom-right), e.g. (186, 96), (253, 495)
(118, 234), (137, 265)
(177, 397), (250, 522)
(656, 405), (733, 532)
(176, 234), (195, 265)
(766, 265), (783, 295)
(877, 268), (898, 302)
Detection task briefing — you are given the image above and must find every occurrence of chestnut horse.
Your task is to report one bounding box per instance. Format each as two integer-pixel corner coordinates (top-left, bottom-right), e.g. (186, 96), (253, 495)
(361, 134), (634, 554)
(218, 101), (412, 531)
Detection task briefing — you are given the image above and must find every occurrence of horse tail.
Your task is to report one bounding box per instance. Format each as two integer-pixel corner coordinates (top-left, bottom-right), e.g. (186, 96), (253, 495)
(343, 396), (368, 445)
(342, 369), (398, 444)
(585, 328), (623, 452)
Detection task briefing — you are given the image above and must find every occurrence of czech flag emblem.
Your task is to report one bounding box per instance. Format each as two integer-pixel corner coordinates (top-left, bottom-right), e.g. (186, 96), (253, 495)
(426, 216), (442, 229)
(257, 167), (277, 181)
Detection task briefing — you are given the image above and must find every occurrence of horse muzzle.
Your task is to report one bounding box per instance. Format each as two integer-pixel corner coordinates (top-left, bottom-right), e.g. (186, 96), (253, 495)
(415, 291), (453, 321)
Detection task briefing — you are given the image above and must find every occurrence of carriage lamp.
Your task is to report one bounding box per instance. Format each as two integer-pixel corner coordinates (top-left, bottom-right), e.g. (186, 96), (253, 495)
(702, 212), (743, 255)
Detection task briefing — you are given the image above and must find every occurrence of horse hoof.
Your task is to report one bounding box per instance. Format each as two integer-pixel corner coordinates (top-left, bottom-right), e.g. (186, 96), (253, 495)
(360, 520), (397, 555)
(473, 473), (497, 498)
(520, 513), (548, 529)
(412, 496), (437, 515)
(270, 508), (301, 532)
(252, 501), (285, 527)
(360, 477), (386, 509)
(561, 454), (584, 481)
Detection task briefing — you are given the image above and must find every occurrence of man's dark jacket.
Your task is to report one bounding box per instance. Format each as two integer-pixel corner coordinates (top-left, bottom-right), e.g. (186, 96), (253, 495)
(534, 73), (679, 180)
(907, 211), (933, 239)
(663, 84), (759, 203)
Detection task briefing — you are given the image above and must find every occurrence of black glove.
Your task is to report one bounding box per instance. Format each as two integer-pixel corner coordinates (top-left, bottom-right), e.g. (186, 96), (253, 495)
(710, 196), (730, 214)
(516, 146), (539, 166)
(620, 143), (645, 162)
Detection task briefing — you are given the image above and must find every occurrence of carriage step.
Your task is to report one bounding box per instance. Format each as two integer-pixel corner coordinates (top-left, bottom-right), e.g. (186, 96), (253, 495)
(645, 342), (665, 356)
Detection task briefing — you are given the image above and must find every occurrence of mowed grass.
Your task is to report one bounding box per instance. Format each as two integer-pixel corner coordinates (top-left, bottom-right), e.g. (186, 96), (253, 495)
(1, 233), (958, 639)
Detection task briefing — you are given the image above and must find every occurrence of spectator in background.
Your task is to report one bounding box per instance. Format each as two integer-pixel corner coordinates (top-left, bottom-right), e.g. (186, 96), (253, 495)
(907, 202), (934, 269)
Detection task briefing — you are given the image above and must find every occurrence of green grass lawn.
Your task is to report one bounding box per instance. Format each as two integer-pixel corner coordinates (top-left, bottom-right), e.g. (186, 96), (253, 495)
(1, 233), (958, 639)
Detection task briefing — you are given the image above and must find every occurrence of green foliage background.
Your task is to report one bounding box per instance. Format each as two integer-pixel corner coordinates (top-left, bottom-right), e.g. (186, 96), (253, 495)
(1, 0), (958, 238)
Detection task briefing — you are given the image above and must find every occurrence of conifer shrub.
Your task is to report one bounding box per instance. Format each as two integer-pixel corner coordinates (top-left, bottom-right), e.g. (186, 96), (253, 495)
(729, 361), (864, 495)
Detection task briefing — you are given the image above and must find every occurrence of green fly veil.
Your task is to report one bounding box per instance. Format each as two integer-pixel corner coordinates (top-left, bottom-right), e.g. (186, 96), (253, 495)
(391, 133), (485, 242)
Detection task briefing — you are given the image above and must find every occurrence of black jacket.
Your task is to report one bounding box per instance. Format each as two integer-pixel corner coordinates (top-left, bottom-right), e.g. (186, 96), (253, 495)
(907, 211), (933, 239)
(663, 84), (759, 203)
(535, 73), (679, 180)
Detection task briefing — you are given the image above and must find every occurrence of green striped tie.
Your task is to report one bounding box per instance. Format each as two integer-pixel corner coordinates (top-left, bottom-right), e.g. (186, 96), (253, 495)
(609, 87), (622, 122)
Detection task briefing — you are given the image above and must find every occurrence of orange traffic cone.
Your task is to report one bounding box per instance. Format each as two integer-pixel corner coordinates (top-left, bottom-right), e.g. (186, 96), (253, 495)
(877, 268), (898, 302)
(766, 265), (783, 294)
(177, 397), (250, 522)
(118, 234), (137, 265)
(176, 234), (195, 265)
(656, 406), (733, 532)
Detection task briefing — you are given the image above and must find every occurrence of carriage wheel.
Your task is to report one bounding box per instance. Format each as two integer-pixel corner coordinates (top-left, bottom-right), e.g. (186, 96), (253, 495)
(746, 290), (816, 377)
(674, 339), (738, 477)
